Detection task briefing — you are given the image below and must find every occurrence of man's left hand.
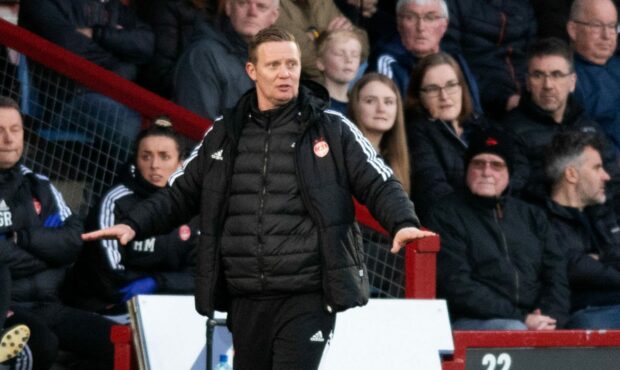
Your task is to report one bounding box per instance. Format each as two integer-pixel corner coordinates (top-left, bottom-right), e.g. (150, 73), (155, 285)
(391, 227), (436, 254)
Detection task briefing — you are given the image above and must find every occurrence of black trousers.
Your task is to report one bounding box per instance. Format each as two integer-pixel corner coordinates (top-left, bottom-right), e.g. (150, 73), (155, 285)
(227, 293), (336, 370)
(12, 302), (115, 370)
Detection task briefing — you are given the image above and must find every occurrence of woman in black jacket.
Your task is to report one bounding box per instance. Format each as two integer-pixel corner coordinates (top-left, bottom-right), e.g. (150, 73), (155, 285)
(67, 118), (198, 312)
(406, 52), (485, 222)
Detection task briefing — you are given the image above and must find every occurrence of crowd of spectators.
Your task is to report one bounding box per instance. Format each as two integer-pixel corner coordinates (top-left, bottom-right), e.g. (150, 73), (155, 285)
(4, 0), (620, 367)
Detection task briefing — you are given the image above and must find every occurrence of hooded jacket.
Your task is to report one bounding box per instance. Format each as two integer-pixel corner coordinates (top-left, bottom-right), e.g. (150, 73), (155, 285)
(124, 81), (420, 316)
(0, 164), (83, 303)
(173, 19), (253, 120)
(426, 191), (570, 327)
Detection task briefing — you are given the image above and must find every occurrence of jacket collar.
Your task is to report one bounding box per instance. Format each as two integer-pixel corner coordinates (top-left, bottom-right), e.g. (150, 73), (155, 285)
(518, 93), (585, 127)
(223, 80), (330, 141)
(118, 164), (160, 198)
(462, 189), (507, 211)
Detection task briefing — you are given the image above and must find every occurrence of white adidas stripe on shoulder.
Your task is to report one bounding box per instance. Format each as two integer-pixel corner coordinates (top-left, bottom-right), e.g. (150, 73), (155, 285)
(377, 55), (396, 79)
(169, 123), (216, 185)
(99, 185), (133, 270)
(325, 110), (393, 181)
(21, 165), (72, 220)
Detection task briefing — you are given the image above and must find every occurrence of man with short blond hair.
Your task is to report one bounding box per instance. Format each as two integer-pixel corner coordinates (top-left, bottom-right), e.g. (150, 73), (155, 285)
(85, 26), (431, 370)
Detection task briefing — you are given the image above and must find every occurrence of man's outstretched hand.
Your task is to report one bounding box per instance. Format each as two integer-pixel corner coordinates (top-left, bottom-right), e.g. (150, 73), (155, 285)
(82, 224), (136, 246)
(391, 227), (436, 254)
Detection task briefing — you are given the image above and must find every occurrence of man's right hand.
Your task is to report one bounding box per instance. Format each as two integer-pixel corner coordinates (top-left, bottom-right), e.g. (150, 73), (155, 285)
(82, 224), (136, 246)
(525, 309), (557, 330)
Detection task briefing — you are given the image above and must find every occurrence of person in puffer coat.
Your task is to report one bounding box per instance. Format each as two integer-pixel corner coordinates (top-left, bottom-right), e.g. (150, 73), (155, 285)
(84, 27), (431, 370)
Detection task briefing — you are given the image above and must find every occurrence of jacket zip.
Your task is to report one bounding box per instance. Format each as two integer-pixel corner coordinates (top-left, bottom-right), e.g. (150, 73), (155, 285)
(493, 203), (520, 305)
(256, 125), (271, 291)
(439, 119), (467, 148)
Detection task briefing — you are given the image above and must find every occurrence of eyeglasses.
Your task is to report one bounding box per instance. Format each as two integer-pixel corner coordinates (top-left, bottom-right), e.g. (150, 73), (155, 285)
(469, 159), (507, 171)
(397, 12), (446, 24)
(420, 80), (461, 98)
(571, 19), (619, 34)
(527, 70), (574, 82)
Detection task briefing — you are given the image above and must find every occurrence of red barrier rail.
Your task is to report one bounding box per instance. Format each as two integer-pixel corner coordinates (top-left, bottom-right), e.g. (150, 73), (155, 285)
(0, 18), (210, 140)
(354, 200), (439, 299)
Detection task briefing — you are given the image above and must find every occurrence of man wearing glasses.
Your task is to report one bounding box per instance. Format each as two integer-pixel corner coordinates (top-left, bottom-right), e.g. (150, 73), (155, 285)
(568, 0), (620, 152)
(501, 37), (620, 208)
(367, 0), (481, 114)
(425, 127), (570, 331)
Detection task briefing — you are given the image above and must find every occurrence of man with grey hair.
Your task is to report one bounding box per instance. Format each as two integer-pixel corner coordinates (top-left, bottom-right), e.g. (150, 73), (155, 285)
(546, 130), (620, 329)
(367, 0), (481, 113)
(174, 0), (280, 120)
(567, 0), (620, 152)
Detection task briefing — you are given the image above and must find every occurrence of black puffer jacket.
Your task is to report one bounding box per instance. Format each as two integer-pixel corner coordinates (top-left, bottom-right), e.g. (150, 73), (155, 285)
(221, 99), (321, 297)
(502, 95), (620, 205)
(19, 0), (154, 80)
(426, 192), (570, 326)
(67, 164), (197, 310)
(442, 0), (537, 117)
(407, 112), (485, 221)
(0, 164), (83, 303)
(546, 200), (620, 311)
(124, 81), (420, 316)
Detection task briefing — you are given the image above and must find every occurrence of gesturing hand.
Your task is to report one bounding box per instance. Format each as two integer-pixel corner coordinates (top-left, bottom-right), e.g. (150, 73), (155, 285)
(82, 224), (136, 246)
(390, 227), (437, 254)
